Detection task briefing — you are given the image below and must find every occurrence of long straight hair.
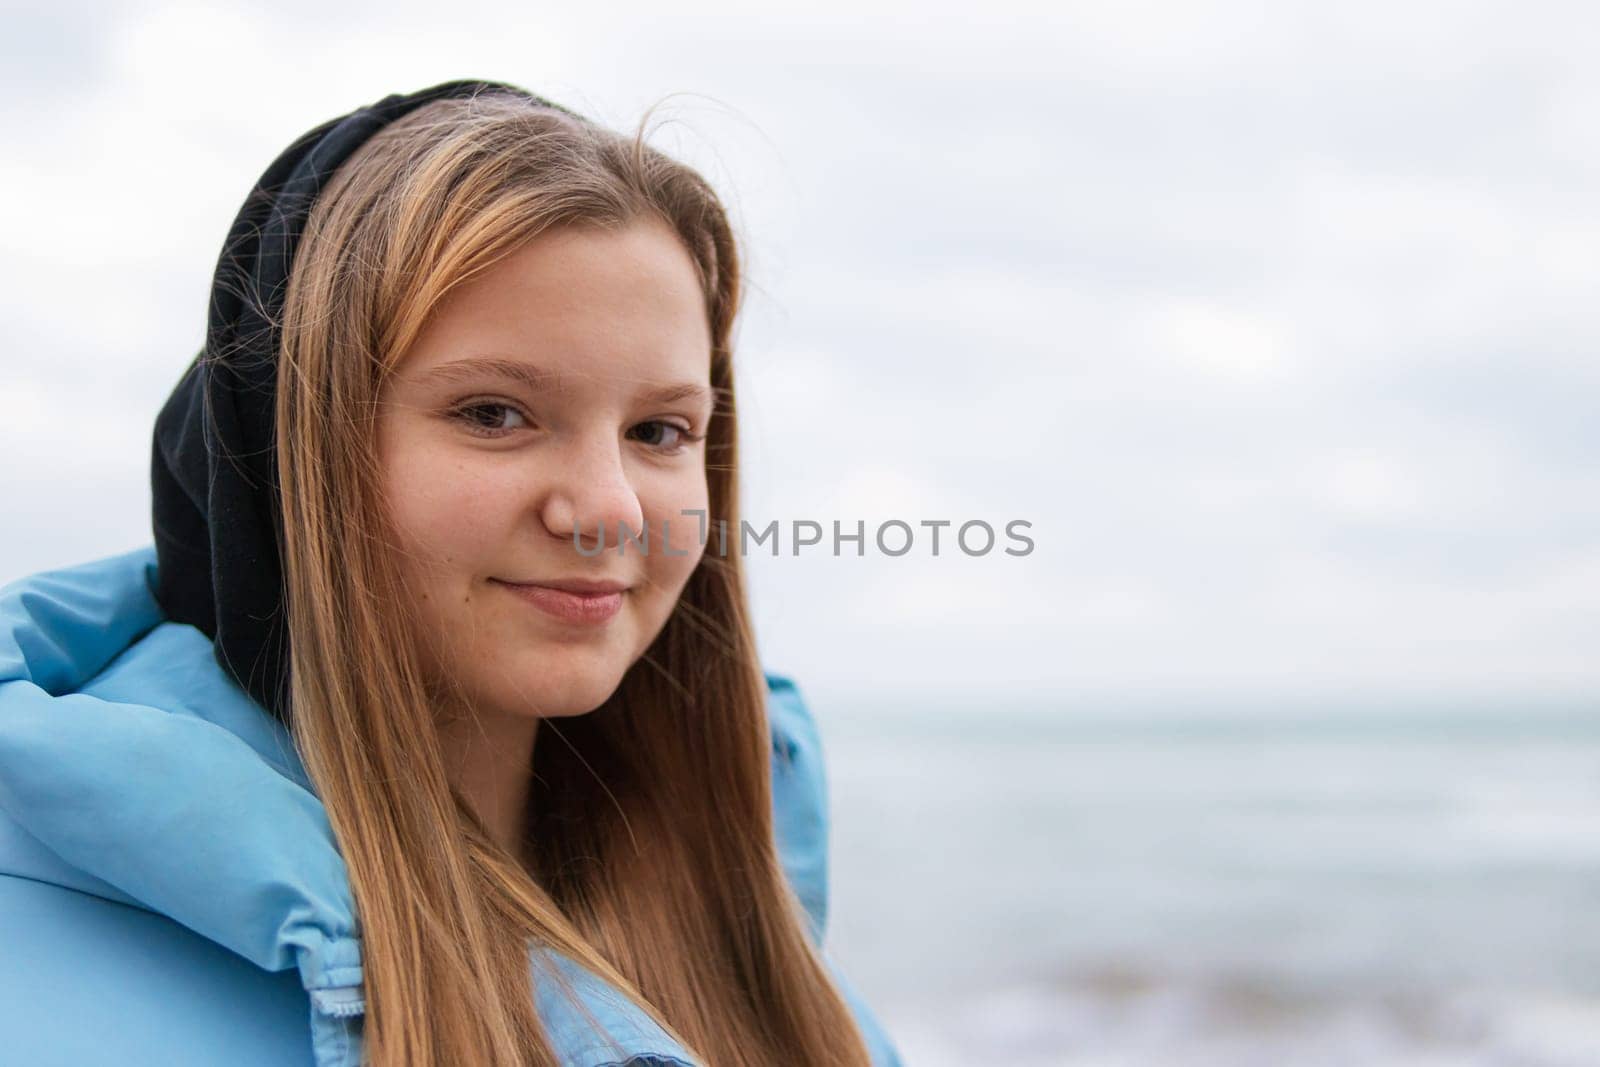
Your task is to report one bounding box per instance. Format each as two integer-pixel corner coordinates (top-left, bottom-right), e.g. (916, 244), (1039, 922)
(273, 89), (874, 1066)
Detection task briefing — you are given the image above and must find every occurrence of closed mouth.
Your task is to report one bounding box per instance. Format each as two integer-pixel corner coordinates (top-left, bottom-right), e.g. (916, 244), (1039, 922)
(492, 577), (629, 595)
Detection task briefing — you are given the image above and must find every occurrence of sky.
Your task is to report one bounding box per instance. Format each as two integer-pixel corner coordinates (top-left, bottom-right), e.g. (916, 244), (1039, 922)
(2, 0), (1597, 715)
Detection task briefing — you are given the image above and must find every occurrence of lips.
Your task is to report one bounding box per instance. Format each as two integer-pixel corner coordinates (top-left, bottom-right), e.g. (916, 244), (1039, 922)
(512, 577), (629, 595)
(491, 578), (626, 625)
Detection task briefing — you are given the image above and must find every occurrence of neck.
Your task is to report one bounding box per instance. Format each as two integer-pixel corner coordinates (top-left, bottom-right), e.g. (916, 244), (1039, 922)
(436, 707), (540, 854)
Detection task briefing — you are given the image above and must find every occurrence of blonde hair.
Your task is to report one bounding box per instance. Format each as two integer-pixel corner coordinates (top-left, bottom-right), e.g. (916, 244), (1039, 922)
(274, 88), (875, 1066)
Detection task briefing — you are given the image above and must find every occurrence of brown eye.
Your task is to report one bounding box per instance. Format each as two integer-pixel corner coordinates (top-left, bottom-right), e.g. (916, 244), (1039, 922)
(452, 401), (529, 436)
(629, 421), (682, 448)
(628, 420), (701, 452)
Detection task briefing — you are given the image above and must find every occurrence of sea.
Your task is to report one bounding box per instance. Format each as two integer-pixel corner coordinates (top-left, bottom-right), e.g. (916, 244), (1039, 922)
(816, 698), (1600, 1066)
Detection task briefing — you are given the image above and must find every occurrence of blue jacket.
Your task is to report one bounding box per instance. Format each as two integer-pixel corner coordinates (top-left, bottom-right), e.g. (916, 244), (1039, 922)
(0, 548), (903, 1067)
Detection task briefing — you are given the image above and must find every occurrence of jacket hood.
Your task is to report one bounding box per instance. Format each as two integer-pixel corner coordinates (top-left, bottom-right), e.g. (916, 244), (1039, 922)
(0, 547), (699, 1066)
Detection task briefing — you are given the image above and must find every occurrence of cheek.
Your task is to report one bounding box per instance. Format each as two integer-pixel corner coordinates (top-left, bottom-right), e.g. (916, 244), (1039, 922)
(639, 474), (710, 593)
(380, 437), (507, 575)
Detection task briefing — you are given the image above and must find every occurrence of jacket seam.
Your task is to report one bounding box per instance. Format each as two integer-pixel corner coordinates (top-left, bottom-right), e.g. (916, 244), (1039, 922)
(0, 870), (159, 917)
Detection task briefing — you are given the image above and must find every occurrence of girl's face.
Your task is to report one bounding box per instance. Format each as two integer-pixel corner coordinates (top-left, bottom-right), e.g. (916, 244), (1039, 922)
(375, 218), (713, 722)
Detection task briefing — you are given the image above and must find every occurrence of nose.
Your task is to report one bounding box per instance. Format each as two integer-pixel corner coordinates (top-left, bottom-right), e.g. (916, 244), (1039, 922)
(539, 432), (646, 554)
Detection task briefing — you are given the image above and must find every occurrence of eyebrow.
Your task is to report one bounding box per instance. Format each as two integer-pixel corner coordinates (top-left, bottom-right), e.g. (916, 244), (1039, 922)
(413, 356), (557, 392)
(413, 355), (714, 408)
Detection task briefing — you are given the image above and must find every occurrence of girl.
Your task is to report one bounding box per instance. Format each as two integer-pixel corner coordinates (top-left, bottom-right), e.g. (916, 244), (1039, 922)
(0, 79), (902, 1067)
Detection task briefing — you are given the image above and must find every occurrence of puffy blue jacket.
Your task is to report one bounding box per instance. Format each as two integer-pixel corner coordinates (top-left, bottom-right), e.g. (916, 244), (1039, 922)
(0, 548), (903, 1066)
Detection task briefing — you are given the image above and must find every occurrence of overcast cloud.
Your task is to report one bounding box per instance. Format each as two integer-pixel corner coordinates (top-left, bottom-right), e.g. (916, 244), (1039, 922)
(2, 0), (1596, 715)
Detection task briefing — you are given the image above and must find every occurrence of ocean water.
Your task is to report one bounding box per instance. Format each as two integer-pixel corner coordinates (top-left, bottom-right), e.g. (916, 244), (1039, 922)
(818, 702), (1600, 1065)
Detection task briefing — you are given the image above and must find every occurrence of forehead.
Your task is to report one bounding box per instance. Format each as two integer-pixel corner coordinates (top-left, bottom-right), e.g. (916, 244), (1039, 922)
(394, 218), (712, 389)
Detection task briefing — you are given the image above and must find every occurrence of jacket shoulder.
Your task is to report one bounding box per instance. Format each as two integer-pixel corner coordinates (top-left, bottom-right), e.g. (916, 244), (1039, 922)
(761, 674), (906, 1066)
(0, 547), (163, 691)
(763, 671), (830, 943)
(0, 871), (313, 1066)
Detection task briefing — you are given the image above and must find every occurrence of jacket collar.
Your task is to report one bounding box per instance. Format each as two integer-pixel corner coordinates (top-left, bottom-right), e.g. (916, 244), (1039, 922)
(0, 547), (696, 1067)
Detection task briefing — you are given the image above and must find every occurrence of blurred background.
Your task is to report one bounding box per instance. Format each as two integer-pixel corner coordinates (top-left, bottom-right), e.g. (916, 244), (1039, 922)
(3, 1), (1598, 1062)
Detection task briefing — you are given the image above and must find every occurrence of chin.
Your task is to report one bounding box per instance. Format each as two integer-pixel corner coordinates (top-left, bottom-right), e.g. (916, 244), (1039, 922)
(487, 650), (628, 720)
